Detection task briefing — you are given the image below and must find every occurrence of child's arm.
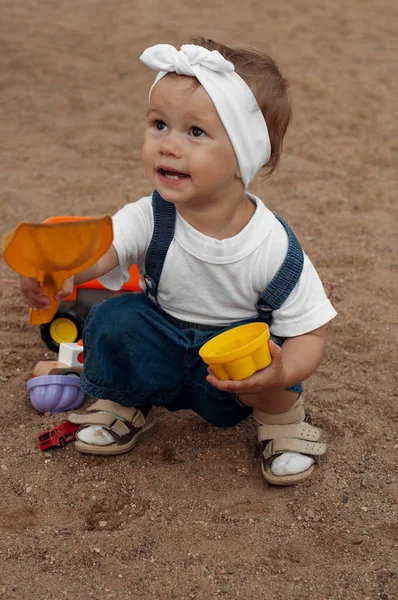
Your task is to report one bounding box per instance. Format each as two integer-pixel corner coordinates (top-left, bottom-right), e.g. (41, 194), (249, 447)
(20, 245), (119, 311)
(206, 325), (328, 398)
(73, 245), (119, 286)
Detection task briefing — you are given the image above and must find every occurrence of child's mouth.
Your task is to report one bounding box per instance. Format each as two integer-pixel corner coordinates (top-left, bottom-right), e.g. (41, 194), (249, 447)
(157, 167), (189, 182)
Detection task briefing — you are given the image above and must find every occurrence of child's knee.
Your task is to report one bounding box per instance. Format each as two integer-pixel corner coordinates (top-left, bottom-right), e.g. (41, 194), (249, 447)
(84, 294), (148, 344)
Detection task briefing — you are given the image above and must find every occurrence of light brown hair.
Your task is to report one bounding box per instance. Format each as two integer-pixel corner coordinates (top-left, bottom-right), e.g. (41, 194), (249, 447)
(190, 37), (292, 178)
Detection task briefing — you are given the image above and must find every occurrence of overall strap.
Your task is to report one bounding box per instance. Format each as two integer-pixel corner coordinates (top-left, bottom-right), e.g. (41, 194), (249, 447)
(256, 213), (304, 324)
(143, 190), (176, 305)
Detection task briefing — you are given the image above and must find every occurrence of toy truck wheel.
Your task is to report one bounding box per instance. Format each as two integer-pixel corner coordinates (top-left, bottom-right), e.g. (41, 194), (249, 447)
(40, 306), (86, 352)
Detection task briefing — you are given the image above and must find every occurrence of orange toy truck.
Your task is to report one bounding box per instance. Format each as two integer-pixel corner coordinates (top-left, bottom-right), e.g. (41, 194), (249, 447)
(40, 264), (140, 351)
(33, 216), (141, 351)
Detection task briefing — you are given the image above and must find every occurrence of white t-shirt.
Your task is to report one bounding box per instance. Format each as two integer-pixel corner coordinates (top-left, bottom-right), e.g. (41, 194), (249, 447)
(99, 194), (337, 337)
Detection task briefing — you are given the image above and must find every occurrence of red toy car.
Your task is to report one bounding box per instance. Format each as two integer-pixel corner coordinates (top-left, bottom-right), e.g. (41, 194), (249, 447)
(38, 421), (79, 451)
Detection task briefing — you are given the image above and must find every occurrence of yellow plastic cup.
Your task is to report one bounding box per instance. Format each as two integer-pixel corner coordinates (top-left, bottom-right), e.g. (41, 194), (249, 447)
(199, 322), (272, 381)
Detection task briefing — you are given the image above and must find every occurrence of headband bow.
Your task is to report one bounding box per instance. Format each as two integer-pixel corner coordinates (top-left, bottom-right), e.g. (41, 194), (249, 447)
(140, 44), (271, 187)
(141, 44), (234, 76)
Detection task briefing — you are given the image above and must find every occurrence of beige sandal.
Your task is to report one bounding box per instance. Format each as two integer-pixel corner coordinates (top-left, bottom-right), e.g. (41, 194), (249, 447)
(254, 398), (327, 486)
(68, 399), (156, 456)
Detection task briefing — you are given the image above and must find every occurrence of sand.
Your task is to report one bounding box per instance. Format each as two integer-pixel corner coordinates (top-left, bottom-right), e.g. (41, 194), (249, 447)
(0, 1), (397, 598)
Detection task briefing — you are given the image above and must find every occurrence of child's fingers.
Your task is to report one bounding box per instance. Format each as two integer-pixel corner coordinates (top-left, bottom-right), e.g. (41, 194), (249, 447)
(268, 339), (282, 358)
(20, 275), (73, 308)
(20, 276), (50, 310)
(207, 342), (286, 393)
(206, 372), (256, 393)
(206, 364), (279, 394)
(23, 291), (50, 310)
(54, 276), (74, 301)
(25, 289), (50, 310)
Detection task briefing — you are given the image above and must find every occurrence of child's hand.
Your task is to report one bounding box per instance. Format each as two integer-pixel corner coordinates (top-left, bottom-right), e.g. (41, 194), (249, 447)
(20, 275), (74, 310)
(206, 339), (287, 395)
(53, 276), (74, 302)
(20, 276), (50, 310)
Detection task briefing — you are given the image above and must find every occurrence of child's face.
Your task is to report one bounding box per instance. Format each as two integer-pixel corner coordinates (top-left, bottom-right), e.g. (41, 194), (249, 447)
(141, 75), (242, 209)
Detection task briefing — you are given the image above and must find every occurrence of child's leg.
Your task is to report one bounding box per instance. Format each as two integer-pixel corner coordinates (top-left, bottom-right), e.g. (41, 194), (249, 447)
(188, 353), (326, 483)
(70, 293), (189, 454)
(239, 389), (327, 485)
(186, 353), (326, 484)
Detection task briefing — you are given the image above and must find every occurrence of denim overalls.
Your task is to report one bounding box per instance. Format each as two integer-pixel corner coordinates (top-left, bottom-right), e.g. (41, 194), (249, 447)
(80, 191), (304, 427)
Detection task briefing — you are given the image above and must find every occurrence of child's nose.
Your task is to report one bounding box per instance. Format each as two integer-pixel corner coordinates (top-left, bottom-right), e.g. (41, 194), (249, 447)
(159, 132), (182, 157)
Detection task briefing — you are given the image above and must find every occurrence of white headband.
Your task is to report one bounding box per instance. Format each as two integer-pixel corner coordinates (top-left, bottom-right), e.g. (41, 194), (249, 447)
(140, 44), (271, 188)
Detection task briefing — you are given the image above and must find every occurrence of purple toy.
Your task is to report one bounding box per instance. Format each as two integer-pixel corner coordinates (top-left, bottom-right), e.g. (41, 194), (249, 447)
(26, 375), (85, 414)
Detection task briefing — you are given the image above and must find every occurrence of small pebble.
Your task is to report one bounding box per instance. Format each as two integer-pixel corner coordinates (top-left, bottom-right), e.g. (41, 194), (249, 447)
(99, 521), (107, 528)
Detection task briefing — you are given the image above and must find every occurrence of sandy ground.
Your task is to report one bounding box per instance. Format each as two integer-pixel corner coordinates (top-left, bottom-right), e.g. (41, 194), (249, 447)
(0, 1), (397, 599)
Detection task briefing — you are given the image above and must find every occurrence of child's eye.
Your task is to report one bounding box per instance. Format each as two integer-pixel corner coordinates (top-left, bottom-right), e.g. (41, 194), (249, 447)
(155, 120), (167, 131)
(190, 127), (206, 137)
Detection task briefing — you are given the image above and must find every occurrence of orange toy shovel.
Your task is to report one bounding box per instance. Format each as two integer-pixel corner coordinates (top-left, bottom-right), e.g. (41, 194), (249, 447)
(2, 216), (113, 325)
